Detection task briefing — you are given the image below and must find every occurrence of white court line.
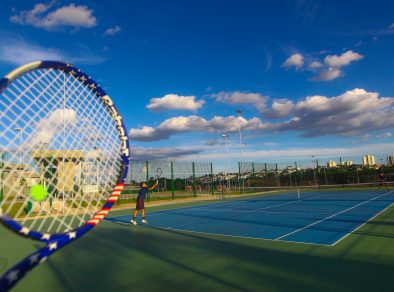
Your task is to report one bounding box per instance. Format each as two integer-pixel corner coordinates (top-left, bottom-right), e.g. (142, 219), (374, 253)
(252, 194), (327, 212)
(152, 226), (331, 246)
(173, 208), (331, 215)
(147, 193), (326, 217)
(275, 190), (394, 241)
(331, 201), (394, 246)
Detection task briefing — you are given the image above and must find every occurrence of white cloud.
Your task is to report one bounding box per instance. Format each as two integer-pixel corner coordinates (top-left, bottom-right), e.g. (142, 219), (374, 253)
(311, 67), (342, 81)
(376, 132), (392, 139)
(30, 109), (77, 147)
(0, 38), (62, 65)
(263, 99), (295, 118)
(276, 88), (394, 136)
(131, 89), (394, 142)
(211, 91), (268, 112)
(103, 25), (121, 36)
(283, 50), (364, 82)
(324, 50), (364, 68)
(10, 3), (97, 30)
(131, 146), (202, 160)
(282, 53), (304, 69)
(308, 61), (323, 69)
(146, 94), (205, 112)
(0, 35), (105, 65)
(388, 23), (394, 30)
(130, 115), (267, 142)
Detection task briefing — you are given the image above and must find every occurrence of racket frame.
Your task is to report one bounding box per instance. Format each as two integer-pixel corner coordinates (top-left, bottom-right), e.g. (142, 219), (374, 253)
(0, 61), (130, 291)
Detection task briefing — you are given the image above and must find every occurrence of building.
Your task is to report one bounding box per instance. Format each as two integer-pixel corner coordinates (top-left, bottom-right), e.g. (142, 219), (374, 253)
(342, 160), (353, 166)
(387, 155), (394, 165)
(327, 160), (337, 168)
(362, 154), (376, 166)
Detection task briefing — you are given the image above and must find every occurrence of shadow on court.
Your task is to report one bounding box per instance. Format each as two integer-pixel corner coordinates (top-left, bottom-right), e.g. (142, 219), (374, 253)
(12, 206), (394, 292)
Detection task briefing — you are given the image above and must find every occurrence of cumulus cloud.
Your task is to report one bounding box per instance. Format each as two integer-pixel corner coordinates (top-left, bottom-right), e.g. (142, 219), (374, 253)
(10, 3), (97, 30)
(283, 50), (364, 82)
(376, 132), (392, 139)
(211, 91), (268, 112)
(130, 115), (267, 142)
(276, 88), (394, 136)
(131, 146), (202, 160)
(103, 25), (121, 36)
(324, 50), (364, 68)
(263, 99), (295, 118)
(146, 94), (205, 112)
(0, 35), (105, 65)
(131, 88), (394, 142)
(308, 61), (323, 69)
(282, 53), (304, 69)
(30, 109), (77, 147)
(310, 67), (342, 81)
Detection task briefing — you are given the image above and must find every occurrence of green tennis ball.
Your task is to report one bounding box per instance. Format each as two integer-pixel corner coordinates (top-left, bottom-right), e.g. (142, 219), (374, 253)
(30, 185), (48, 202)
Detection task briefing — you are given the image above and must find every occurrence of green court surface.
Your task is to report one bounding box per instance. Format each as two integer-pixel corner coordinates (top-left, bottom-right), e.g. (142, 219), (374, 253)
(1, 199), (393, 292)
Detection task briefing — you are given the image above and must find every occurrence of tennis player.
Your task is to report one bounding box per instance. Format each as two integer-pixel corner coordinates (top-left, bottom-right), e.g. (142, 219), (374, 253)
(378, 172), (390, 191)
(131, 180), (158, 225)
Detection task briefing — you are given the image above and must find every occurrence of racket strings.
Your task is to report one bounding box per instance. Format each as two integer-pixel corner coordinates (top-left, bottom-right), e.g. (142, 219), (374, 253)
(0, 68), (123, 234)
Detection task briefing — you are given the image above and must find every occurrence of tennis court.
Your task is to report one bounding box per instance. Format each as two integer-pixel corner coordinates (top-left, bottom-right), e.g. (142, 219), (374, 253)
(108, 188), (394, 245)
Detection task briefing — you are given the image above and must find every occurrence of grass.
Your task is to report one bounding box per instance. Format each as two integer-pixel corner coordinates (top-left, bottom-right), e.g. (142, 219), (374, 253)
(0, 196), (393, 291)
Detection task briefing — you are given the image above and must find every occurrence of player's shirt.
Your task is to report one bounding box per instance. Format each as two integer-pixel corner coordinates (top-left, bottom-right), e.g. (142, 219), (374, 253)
(379, 174), (386, 182)
(137, 187), (148, 201)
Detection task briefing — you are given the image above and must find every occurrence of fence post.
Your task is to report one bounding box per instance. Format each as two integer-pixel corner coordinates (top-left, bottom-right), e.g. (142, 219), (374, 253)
(192, 162), (196, 197)
(252, 162), (256, 192)
(171, 161), (175, 199)
(210, 162), (214, 196)
(238, 162), (244, 194)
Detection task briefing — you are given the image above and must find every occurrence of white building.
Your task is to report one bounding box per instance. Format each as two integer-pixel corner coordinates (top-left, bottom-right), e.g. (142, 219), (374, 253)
(327, 160), (337, 168)
(362, 154), (376, 166)
(387, 155), (394, 165)
(342, 160), (353, 166)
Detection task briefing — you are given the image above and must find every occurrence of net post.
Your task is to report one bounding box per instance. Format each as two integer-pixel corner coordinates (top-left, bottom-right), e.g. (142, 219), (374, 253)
(192, 162), (196, 197)
(171, 161), (175, 200)
(210, 162), (214, 196)
(146, 160), (150, 202)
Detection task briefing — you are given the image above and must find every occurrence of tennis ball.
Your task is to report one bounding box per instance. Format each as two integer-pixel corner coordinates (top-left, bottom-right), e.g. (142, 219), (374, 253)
(30, 185), (48, 202)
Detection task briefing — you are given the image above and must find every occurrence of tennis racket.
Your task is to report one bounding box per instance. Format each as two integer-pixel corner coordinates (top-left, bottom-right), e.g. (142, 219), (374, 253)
(0, 61), (129, 291)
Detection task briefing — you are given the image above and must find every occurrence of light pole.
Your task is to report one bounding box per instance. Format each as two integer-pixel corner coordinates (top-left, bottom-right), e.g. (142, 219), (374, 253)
(236, 109), (243, 160)
(236, 109), (244, 193)
(222, 134), (230, 190)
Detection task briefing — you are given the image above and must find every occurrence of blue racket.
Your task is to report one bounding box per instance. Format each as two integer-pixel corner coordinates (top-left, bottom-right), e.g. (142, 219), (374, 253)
(0, 61), (130, 291)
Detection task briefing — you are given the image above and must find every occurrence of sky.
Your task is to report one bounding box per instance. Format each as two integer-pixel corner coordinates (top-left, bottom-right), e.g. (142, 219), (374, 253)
(0, 0), (394, 169)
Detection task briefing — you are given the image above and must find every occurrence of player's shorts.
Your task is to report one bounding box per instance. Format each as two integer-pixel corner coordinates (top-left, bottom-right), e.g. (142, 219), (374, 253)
(136, 197), (145, 210)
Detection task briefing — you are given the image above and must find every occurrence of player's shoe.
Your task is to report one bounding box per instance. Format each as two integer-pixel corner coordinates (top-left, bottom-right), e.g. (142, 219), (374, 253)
(142, 219), (148, 224)
(130, 219), (137, 225)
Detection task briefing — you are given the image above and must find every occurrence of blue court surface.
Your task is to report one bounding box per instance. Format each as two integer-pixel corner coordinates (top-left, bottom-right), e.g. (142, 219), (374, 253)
(108, 189), (394, 246)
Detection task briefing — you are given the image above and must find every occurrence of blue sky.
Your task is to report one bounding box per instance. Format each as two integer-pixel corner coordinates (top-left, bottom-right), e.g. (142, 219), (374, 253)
(1, 0), (394, 169)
